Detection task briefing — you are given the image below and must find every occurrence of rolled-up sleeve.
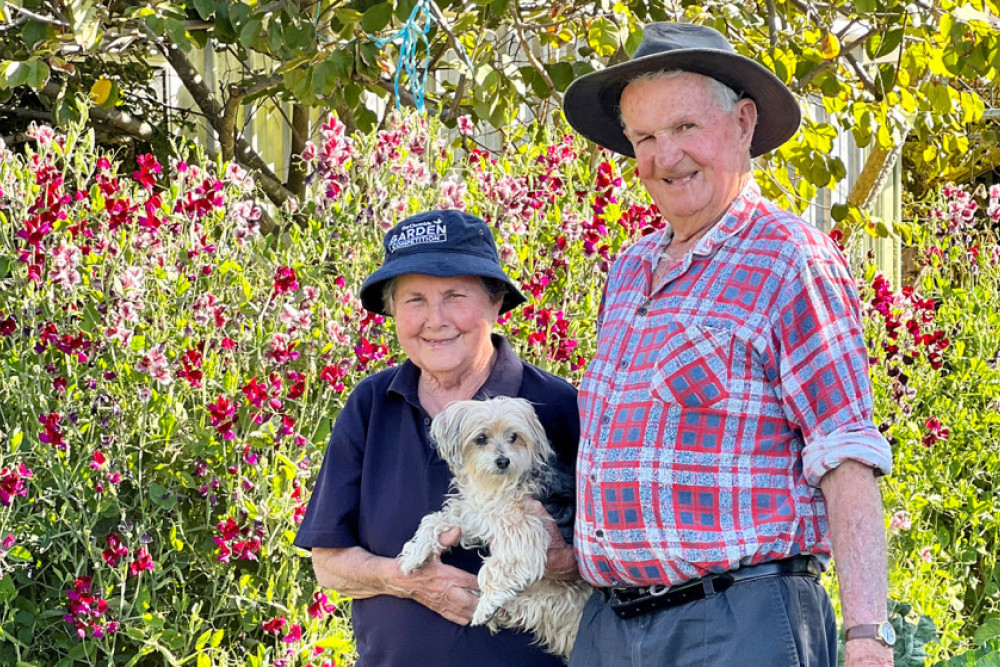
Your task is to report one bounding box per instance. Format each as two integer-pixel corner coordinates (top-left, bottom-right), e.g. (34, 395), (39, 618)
(770, 244), (892, 487)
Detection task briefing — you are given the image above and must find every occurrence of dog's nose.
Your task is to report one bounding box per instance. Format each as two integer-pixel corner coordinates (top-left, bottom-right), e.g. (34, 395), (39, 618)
(495, 456), (510, 470)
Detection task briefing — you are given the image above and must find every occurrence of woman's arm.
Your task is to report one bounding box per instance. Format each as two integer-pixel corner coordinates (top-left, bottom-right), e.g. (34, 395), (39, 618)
(311, 528), (483, 626)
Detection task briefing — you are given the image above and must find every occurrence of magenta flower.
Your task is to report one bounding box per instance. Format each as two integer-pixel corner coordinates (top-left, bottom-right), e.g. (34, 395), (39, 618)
(206, 396), (238, 440)
(0, 462), (33, 506)
(38, 412), (66, 450)
(129, 547), (155, 575)
(101, 533), (129, 567)
(308, 591), (337, 619)
(273, 266), (300, 295)
(922, 417), (950, 448)
(282, 624), (303, 643)
(262, 616), (287, 634)
(63, 575), (117, 639)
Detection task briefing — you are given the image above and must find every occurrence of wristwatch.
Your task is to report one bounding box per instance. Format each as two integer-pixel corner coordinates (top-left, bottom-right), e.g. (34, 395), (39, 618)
(845, 621), (896, 648)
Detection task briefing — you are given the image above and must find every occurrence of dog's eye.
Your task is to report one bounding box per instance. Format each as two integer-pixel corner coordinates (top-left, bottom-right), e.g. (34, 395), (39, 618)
(508, 433), (518, 444)
(474, 433), (487, 445)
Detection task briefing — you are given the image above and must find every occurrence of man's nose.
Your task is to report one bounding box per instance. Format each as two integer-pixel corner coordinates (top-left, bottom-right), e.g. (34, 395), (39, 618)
(653, 134), (683, 169)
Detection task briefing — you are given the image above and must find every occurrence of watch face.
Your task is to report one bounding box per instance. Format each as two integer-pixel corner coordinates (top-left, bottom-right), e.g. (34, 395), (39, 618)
(879, 621), (897, 646)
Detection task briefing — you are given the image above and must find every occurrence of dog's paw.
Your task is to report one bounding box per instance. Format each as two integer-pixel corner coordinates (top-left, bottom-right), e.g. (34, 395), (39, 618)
(471, 601), (499, 627)
(397, 543), (426, 574)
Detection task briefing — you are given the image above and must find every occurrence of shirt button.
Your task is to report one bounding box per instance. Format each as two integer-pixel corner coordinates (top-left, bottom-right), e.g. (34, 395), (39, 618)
(637, 306), (648, 316)
(589, 473), (597, 481)
(595, 530), (604, 538)
(424, 417), (431, 425)
(600, 415), (610, 425)
(618, 359), (627, 369)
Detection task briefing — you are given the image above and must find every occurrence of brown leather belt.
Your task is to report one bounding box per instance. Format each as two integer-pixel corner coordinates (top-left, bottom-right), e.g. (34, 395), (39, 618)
(600, 556), (821, 619)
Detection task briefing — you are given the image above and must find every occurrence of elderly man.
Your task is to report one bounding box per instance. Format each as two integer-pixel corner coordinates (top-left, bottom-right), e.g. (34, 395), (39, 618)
(562, 22), (894, 667)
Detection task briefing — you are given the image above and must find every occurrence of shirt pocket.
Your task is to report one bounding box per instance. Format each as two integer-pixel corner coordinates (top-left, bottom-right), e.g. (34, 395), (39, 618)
(651, 324), (733, 408)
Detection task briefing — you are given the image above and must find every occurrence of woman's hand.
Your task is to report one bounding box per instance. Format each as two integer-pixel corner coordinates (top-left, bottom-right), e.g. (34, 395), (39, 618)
(389, 526), (482, 625)
(528, 499), (580, 581)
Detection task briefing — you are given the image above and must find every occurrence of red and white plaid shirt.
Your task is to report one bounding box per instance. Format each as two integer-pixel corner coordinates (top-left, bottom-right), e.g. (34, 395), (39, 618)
(575, 181), (892, 588)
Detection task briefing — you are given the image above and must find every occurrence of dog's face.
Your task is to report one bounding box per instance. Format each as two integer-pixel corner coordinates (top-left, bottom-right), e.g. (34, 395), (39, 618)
(430, 397), (553, 491)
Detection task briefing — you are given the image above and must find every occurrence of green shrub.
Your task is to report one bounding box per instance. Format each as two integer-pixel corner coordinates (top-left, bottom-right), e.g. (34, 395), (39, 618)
(2, 110), (999, 665)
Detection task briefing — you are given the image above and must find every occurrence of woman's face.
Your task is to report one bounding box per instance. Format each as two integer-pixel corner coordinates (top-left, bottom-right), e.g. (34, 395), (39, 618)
(392, 274), (500, 379)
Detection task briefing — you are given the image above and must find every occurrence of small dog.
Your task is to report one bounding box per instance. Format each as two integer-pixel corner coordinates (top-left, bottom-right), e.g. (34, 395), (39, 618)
(398, 396), (590, 661)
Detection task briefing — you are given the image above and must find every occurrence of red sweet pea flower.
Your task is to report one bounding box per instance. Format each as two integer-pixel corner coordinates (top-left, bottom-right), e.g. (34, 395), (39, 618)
(38, 412), (66, 450)
(206, 396), (238, 440)
(129, 547), (155, 575)
(101, 533), (129, 567)
(273, 266), (300, 295)
(282, 624), (303, 643)
(308, 591), (337, 619)
(0, 462), (33, 506)
(262, 616), (287, 634)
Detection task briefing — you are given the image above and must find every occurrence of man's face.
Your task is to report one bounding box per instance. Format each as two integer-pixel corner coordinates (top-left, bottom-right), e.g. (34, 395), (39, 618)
(621, 72), (757, 234)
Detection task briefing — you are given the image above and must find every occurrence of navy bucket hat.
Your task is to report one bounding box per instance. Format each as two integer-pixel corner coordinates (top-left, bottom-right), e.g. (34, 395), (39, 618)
(563, 22), (801, 158)
(360, 209), (526, 316)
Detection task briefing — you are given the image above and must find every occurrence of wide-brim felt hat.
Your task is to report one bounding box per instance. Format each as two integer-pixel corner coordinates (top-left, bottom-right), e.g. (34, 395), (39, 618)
(563, 22), (801, 158)
(360, 209), (526, 316)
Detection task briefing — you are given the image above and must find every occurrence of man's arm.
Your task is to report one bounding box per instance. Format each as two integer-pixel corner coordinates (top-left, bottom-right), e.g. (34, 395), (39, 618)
(820, 459), (893, 667)
(311, 528), (481, 626)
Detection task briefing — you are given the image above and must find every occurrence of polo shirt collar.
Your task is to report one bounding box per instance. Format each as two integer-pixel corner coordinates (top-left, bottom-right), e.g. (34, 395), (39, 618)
(651, 178), (762, 261)
(387, 334), (523, 408)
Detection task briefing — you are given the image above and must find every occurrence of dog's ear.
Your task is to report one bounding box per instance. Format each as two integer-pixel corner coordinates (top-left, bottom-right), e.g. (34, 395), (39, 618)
(430, 401), (467, 468)
(507, 398), (554, 467)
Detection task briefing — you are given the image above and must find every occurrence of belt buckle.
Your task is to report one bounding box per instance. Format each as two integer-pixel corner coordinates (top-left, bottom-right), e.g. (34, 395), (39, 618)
(647, 583), (669, 597)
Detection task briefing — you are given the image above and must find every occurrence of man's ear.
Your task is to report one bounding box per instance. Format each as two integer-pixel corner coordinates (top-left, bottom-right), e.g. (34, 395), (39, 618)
(735, 98), (758, 152)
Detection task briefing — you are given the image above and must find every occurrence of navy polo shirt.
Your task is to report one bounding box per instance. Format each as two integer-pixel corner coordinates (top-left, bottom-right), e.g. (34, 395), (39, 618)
(295, 335), (579, 667)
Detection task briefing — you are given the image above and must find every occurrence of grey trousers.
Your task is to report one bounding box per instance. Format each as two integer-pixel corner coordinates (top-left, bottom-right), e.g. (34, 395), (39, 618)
(568, 575), (838, 667)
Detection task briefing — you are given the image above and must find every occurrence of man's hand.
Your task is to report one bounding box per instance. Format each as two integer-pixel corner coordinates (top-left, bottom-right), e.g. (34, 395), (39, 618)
(390, 526), (481, 625)
(528, 499), (579, 581)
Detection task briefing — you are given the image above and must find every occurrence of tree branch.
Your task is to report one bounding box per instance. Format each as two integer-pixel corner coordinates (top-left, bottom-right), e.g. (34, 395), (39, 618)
(845, 53), (881, 99)
(145, 29), (294, 206)
(39, 82), (157, 140)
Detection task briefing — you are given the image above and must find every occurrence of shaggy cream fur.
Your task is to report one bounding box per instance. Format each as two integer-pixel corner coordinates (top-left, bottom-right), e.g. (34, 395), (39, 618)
(398, 396), (590, 661)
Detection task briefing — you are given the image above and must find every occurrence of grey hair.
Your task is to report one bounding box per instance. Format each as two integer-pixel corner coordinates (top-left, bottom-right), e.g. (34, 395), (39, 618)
(618, 69), (741, 128)
(381, 275), (507, 317)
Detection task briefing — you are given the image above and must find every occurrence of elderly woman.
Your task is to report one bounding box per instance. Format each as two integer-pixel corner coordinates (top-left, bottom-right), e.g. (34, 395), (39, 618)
(295, 210), (580, 666)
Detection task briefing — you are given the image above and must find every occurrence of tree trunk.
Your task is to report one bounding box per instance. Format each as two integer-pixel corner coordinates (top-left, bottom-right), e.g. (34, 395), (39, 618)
(286, 104), (309, 199)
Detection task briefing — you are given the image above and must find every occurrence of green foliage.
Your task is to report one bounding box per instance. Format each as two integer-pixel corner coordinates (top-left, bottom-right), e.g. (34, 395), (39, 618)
(1, 0), (998, 213)
(864, 182), (1000, 662)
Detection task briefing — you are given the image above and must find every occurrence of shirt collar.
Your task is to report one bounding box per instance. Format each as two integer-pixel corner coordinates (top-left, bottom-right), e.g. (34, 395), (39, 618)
(387, 334), (522, 408)
(651, 178), (762, 261)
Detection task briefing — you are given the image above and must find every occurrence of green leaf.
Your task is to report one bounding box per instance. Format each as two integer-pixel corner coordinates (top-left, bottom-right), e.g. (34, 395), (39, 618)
(587, 17), (619, 58)
(0, 577), (16, 603)
(854, 0), (876, 12)
(229, 2), (251, 29)
(334, 8), (364, 26)
(239, 19), (263, 48)
(543, 62), (574, 92)
(193, 0), (215, 19)
(164, 18), (190, 51)
(311, 60), (340, 95)
(26, 61), (49, 91)
(285, 20), (315, 50)
(21, 21), (51, 48)
(4, 61), (29, 88)
(361, 3), (393, 33)
(975, 619), (1000, 645)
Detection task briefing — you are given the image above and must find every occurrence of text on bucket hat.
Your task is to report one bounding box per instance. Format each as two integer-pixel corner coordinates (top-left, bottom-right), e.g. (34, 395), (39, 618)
(359, 209), (526, 316)
(563, 22), (801, 158)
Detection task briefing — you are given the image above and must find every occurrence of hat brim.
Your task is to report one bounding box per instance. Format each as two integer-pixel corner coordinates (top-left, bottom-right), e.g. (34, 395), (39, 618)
(359, 254), (527, 317)
(563, 48), (801, 158)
